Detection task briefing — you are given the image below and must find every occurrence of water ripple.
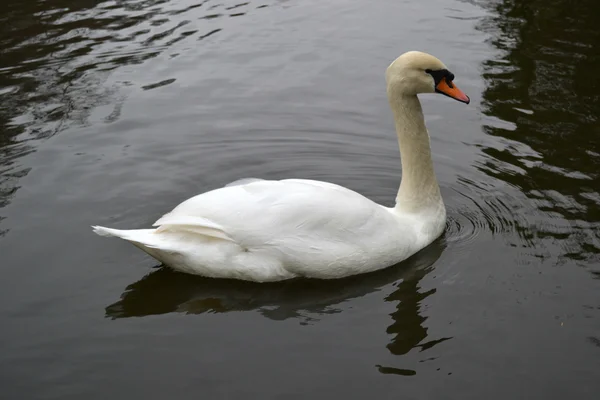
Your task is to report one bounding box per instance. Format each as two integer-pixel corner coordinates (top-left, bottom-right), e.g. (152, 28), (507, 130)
(444, 182), (529, 251)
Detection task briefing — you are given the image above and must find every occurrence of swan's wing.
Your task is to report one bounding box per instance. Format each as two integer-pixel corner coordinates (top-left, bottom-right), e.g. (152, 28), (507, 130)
(154, 215), (236, 242)
(153, 178), (265, 242)
(152, 179), (396, 248)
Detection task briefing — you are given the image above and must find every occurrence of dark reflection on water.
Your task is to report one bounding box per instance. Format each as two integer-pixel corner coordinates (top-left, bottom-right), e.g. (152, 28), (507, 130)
(108, 239), (450, 362)
(106, 239), (436, 318)
(474, 0), (600, 267)
(107, 264), (399, 321)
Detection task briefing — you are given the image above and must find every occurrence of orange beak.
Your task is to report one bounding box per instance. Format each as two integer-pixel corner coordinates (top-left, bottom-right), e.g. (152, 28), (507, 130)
(435, 77), (470, 104)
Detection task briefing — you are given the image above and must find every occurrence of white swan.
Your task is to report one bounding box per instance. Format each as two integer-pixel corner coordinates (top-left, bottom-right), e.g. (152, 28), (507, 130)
(93, 51), (470, 282)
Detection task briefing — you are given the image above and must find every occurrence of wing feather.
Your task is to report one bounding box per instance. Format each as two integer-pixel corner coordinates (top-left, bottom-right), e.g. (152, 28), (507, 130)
(153, 215), (235, 242)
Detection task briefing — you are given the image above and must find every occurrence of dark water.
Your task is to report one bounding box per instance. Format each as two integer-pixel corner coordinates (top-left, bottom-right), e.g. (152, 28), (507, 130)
(1, 0), (599, 398)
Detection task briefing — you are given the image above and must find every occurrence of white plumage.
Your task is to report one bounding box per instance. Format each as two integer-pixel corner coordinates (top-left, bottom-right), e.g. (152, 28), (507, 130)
(93, 51), (470, 282)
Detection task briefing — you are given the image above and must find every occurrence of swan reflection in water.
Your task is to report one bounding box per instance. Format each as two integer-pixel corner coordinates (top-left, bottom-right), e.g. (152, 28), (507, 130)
(106, 237), (451, 373)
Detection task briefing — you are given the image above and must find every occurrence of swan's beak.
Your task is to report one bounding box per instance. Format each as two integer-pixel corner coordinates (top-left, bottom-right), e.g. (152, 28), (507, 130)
(435, 77), (470, 104)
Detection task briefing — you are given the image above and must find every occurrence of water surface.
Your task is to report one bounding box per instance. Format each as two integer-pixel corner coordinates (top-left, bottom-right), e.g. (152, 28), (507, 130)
(1, 0), (599, 399)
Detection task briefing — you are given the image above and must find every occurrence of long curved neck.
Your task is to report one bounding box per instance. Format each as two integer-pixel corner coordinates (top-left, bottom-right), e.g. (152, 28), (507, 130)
(389, 94), (442, 212)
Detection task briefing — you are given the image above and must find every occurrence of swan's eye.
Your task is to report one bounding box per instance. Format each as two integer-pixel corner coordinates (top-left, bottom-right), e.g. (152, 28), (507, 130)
(446, 72), (455, 88)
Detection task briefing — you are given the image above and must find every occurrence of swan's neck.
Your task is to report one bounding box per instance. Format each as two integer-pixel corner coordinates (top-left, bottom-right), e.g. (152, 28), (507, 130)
(390, 95), (442, 212)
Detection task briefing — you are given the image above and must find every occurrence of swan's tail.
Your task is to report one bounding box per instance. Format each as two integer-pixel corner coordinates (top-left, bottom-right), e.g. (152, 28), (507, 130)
(92, 225), (178, 265)
(92, 225), (162, 250)
(92, 225), (155, 242)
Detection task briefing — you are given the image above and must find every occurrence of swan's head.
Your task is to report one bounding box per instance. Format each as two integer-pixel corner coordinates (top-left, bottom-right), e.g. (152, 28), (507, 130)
(385, 51), (470, 104)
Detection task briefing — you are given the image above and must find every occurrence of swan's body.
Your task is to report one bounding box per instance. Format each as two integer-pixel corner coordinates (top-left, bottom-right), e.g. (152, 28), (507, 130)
(93, 51), (470, 282)
(94, 178), (445, 281)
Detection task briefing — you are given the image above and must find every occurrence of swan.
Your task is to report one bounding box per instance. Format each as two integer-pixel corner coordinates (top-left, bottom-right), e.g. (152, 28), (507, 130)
(92, 51), (470, 282)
